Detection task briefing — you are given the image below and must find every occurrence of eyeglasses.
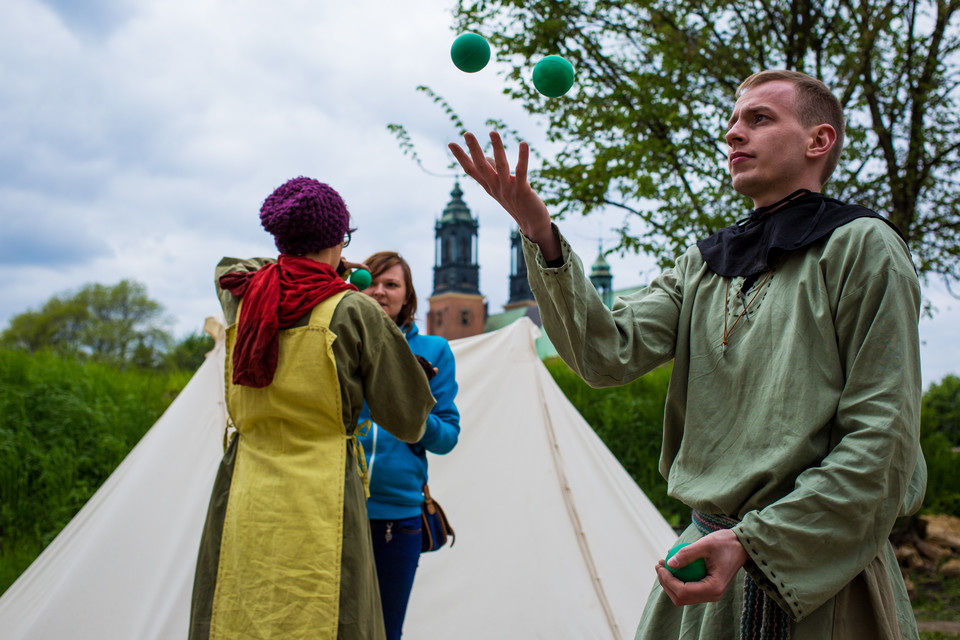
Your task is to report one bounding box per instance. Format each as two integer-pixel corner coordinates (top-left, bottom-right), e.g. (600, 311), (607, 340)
(343, 228), (357, 248)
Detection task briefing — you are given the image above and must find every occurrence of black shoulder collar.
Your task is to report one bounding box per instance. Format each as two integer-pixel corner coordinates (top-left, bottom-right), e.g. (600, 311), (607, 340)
(696, 191), (903, 277)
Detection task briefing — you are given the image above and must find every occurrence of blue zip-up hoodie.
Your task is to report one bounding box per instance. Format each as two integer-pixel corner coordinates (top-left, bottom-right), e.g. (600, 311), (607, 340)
(358, 322), (460, 520)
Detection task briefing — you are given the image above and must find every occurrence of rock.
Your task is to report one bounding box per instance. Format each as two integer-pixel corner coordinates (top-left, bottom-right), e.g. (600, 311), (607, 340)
(919, 514), (960, 551)
(896, 543), (933, 571)
(941, 558), (960, 578)
(915, 537), (952, 563)
(896, 544), (923, 569)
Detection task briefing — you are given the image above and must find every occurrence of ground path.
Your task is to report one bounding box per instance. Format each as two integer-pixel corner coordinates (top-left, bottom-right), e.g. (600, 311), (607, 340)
(918, 620), (960, 634)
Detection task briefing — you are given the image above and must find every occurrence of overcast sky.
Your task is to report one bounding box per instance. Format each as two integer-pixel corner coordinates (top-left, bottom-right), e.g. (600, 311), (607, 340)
(2, 0), (957, 387)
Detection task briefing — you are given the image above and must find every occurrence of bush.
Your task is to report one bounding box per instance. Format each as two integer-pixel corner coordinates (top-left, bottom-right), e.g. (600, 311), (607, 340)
(920, 374), (960, 518)
(921, 431), (960, 518)
(922, 375), (960, 448)
(0, 348), (190, 595)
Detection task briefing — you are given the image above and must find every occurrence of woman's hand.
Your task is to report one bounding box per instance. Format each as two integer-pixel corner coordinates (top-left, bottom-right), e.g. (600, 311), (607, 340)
(338, 259), (370, 276)
(414, 355), (438, 381)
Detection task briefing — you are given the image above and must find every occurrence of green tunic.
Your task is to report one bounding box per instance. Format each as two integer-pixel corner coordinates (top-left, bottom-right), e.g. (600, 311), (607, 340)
(522, 219), (925, 640)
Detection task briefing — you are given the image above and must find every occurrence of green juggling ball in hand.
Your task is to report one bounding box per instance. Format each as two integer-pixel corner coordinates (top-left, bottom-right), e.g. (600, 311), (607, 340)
(532, 55), (575, 97)
(451, 33), (490, 73)
(666, 543), (707, 582)
(350, 268), (372, 291)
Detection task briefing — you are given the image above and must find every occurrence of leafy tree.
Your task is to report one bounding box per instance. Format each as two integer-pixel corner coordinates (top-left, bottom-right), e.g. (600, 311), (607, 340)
(922, 373), (960, 446)
(920, 375), (960, 517)
(162, 331), (215, 372)
(449, 0), (960, 292)
(1, 280), (171, 368)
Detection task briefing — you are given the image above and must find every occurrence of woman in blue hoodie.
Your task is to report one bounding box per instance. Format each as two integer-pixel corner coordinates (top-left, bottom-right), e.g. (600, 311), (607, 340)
(357, 251), (461, 640)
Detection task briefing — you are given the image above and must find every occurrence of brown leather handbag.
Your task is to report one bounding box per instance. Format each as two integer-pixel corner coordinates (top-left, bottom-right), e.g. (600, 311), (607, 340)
(420, 483), (455, 552)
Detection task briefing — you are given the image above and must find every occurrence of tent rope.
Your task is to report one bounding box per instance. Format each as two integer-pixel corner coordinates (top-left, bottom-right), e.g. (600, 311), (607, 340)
(537, 366), (623, 640)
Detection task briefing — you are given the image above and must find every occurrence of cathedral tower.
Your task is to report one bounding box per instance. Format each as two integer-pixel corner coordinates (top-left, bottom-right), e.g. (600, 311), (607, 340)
(427, 182), (486, 339)
(504, 228), (536, 310)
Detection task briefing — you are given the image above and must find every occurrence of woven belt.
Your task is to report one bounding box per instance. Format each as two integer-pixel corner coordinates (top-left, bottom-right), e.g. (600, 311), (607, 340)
(691, 510), (791, 640)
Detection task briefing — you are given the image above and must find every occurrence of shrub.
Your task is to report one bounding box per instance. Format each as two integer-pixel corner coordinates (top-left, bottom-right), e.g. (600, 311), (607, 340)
(0, 348), (189, 594)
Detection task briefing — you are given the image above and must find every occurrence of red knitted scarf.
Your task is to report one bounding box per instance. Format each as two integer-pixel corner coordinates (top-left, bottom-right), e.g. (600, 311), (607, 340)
(219, 255), (355, 387)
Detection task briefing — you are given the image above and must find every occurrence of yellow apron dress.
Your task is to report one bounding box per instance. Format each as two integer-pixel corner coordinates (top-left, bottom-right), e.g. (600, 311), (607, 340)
(190, 291), (384, 640)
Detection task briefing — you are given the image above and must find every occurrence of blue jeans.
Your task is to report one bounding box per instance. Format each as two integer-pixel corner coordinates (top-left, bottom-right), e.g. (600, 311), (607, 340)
(370, 516), (422, 640)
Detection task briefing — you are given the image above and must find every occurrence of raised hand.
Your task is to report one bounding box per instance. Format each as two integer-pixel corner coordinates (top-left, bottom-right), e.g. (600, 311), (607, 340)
(448, 132), (560, 261)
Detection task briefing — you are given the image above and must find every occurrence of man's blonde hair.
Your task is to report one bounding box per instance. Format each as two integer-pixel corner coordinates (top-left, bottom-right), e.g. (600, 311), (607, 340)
(737, 70), (845, 185)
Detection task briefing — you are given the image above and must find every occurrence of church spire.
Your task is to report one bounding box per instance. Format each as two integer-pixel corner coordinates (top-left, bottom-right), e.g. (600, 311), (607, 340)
(432, 181), (480, 295)
(428, 181), (486, 340)
(506, 227), (535, 306)
(589, 241), (613, 308)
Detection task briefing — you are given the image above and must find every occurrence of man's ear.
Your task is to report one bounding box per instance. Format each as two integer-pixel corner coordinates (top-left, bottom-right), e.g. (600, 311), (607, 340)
(807, 124), (837, 159)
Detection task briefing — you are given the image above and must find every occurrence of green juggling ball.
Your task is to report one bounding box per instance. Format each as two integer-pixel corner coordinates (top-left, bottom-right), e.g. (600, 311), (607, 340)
(666, 543), (707, 582)
(451, 33), (490, 73)
(349, 268), (372, 291)
(532, 55), (575, 97)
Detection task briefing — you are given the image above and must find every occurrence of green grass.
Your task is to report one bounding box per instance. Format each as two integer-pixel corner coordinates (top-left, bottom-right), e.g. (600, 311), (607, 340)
(915, 573), (960, 637)
(0, 538), (44, 594)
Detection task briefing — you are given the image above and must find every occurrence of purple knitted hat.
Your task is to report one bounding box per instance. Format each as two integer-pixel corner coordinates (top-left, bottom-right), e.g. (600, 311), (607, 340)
(259, 176), (351, 255)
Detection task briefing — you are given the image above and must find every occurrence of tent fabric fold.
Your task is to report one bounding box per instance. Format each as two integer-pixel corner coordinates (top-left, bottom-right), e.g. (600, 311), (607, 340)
(0, 317), (677, 639)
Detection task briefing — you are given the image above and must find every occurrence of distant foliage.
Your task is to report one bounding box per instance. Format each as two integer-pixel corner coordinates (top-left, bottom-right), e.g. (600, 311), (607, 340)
(544, 357), (688, 528)
(921, 430), (960, 518)
(162, 331), (215, 372)
(921, 374), (960, 518)
(1, 279), (215, 372)
(0, 348), (190, 594)
(1, 280), (170, 368)
(922, 375), (960, 447)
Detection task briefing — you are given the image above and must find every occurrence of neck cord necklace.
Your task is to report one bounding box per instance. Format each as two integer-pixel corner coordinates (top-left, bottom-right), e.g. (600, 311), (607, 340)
(721, 269), (774, 356)
(748, 188), (812, 218)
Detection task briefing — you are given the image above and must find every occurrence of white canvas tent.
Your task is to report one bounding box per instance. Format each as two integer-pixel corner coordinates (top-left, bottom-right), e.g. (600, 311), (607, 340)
(0, 317), (677, 639)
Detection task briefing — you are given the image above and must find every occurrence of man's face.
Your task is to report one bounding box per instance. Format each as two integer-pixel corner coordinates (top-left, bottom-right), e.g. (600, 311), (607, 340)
(725, 80), (815, 207)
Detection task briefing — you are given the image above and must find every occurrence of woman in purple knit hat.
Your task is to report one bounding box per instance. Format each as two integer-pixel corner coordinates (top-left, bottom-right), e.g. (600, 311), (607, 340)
(189, 176), (436, 640)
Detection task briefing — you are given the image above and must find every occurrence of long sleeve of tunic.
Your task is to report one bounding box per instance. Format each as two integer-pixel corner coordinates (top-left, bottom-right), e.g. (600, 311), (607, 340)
(522, 220), (925, 635)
